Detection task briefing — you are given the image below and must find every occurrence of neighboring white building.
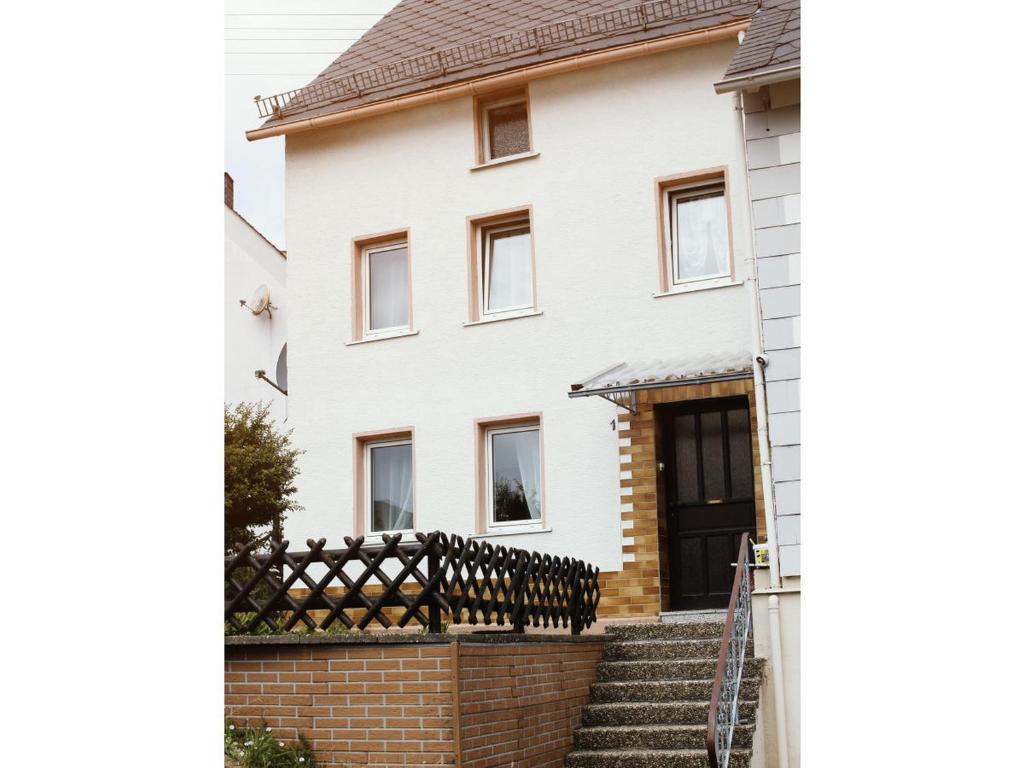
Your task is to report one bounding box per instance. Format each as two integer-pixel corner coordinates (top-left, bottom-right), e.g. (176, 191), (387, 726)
(224, 173), (288, 424)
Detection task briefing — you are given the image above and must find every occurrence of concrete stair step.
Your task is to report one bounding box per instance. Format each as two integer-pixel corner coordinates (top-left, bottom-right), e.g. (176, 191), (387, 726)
(602, 637), (754, 661)
(566, 748), (750, 768)
(575, 723), (753, 751)
(596, 656), (764, 682)
(605, 621), (726, 641)
(582, 701), (759, 727)
(591, 678), (761, 703)
(597, 658), (717, 681)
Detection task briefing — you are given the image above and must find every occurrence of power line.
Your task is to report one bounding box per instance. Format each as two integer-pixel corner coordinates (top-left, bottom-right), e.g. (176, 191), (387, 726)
(225, 37), (361, 40)
(224, 12), (384, 15)
(224, 27), (370, 30)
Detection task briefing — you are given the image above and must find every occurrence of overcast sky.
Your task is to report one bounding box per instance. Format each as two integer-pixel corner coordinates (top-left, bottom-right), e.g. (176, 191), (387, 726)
(225, 0), (400, 249)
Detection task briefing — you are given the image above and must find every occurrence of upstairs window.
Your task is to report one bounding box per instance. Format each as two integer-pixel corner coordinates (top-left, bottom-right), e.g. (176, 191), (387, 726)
(482, 219), (533, 315)
(668, 181), (729, 284)
(656, 170), (734, 293)
(365, 241), (409, 333)
(351, 231), (413, 342)
(466, 208), (537, 323)
(476, 89), (532, 163)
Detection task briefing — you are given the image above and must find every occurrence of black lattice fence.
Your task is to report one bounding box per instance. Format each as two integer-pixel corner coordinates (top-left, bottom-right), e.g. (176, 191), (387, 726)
(224, 531), (600, 635)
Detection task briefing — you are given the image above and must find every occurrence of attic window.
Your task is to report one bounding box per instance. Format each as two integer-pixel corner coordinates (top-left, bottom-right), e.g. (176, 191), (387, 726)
(477, 89), (532, 163)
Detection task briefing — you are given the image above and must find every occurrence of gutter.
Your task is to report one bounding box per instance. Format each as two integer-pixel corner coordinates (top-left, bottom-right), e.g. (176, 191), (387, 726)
(247, 20), (751, 141)
(713, 63), (800, 94)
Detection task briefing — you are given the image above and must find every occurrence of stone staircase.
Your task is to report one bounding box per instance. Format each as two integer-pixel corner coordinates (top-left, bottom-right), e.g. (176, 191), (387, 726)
(566, 622), (764, 768)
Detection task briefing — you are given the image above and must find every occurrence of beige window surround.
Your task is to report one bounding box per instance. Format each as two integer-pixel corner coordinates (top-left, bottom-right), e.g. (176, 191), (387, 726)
(353, 427), (416, 538)
(654, 167), (736, 295)
(474, 413), (546, 534)
(350, 228), (414, 343)
(473, 86), (534, 166)
(465, 206), (538, 324)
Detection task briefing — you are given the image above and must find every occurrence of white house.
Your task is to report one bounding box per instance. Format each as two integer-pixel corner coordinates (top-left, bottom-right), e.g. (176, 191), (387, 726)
(244, 0), (800, 764)
(224, 172), (288, 424)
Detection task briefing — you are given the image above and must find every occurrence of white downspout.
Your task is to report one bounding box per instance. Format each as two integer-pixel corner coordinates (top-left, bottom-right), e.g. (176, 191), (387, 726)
(734, 88), (791, 768)
(768, 595), (791, 768)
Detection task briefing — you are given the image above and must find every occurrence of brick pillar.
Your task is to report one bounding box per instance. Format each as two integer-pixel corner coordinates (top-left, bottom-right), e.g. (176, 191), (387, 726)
(224, 172), (234, 209)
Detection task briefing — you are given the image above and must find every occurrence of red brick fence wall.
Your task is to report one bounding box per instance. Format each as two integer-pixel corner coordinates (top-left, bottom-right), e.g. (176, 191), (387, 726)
(225, 634), (604, 767)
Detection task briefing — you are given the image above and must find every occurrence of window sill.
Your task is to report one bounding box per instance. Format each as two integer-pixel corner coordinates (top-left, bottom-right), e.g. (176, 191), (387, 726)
(346, 329), (420, 346)
(362, 530), (416, 543)
(463, 309), (543, 327)
(470, 151), (540, 172)
(470, 526), (552, 539)
(653, 278), (744, 298)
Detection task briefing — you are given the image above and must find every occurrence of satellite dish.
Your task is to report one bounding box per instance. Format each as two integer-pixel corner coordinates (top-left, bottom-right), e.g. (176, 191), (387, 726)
(240, 284), (276, 318)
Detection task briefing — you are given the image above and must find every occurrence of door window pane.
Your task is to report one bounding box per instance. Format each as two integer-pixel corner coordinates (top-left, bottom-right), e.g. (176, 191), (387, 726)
(487, 101), (529, 159)
(674, 414), (700, 504)
(484, 225), (532, 313)
(700, 411), (725, 501)
(370, 442), (413, 532)
(490, 428), (541, 524)
(368, 244), (408, 331)
(673, 190), (728, 282)
(727, 408), (754, 499)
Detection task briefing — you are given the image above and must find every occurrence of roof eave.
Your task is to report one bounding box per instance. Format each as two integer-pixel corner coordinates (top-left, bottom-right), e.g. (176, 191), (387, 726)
(247, 19), (751, 142)
(713, 63), (800, 94)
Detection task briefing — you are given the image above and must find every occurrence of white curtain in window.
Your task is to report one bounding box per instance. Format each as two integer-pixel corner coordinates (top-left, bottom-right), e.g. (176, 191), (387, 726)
(369, 246), (409, 330)
(513, 430), (542, 521)
(676, 194), (728, 280)
(371, 443), (413, 532)
(486, 229), (532, 311)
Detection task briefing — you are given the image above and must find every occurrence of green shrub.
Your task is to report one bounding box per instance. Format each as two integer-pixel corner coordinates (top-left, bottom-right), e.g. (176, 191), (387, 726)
(225, 719), (316, 768)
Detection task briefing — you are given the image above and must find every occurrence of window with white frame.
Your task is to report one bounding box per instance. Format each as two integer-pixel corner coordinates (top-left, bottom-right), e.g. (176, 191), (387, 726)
(362, 240), (409, 335)
(481, 94), (531, 161)
(479, 219), (533, 316)
(366, 438), (413, 534)
(486, 423), (542, 527)
(665, 179), (730, 286)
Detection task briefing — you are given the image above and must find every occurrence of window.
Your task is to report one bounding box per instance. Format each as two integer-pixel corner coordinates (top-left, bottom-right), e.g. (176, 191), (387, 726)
(476, 89), (532, 163)
(656, 170), (734, 292)
(351, 230), (413, 342)
(356, 433), (414, 535)
(364, 240), (409, 333)
(482, 220), (533, 314)
(475, 417), (544, 530)
(467, 209), (536, 322)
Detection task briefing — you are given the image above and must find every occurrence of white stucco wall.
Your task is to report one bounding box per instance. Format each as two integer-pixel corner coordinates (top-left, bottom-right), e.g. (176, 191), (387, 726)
(225, 205), (288, 426)
(282, 41), (753, 572)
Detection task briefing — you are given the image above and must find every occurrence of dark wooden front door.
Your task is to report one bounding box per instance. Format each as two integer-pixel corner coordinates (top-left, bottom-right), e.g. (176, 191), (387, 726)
(658, 396), (756, 610)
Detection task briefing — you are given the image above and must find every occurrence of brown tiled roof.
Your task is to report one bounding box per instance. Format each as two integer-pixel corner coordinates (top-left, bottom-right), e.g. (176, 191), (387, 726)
(718, 0), (799, 86)
(256, 0), (759, 130)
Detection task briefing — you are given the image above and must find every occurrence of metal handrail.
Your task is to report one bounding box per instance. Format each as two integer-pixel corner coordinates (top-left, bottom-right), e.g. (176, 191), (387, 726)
(706, 532), (753, 768)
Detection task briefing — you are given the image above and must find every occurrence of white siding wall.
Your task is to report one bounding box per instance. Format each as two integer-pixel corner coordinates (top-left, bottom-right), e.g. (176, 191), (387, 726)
(225, 207), (288, 425)
(283, 42), (755, 572)
(744, 81), (800, 577)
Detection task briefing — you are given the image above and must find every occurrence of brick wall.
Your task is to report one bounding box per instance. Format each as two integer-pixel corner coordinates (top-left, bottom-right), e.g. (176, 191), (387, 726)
(458, 641), (603, 768)
(225, 636), (603, 767)
(597, 378), (765, 618)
